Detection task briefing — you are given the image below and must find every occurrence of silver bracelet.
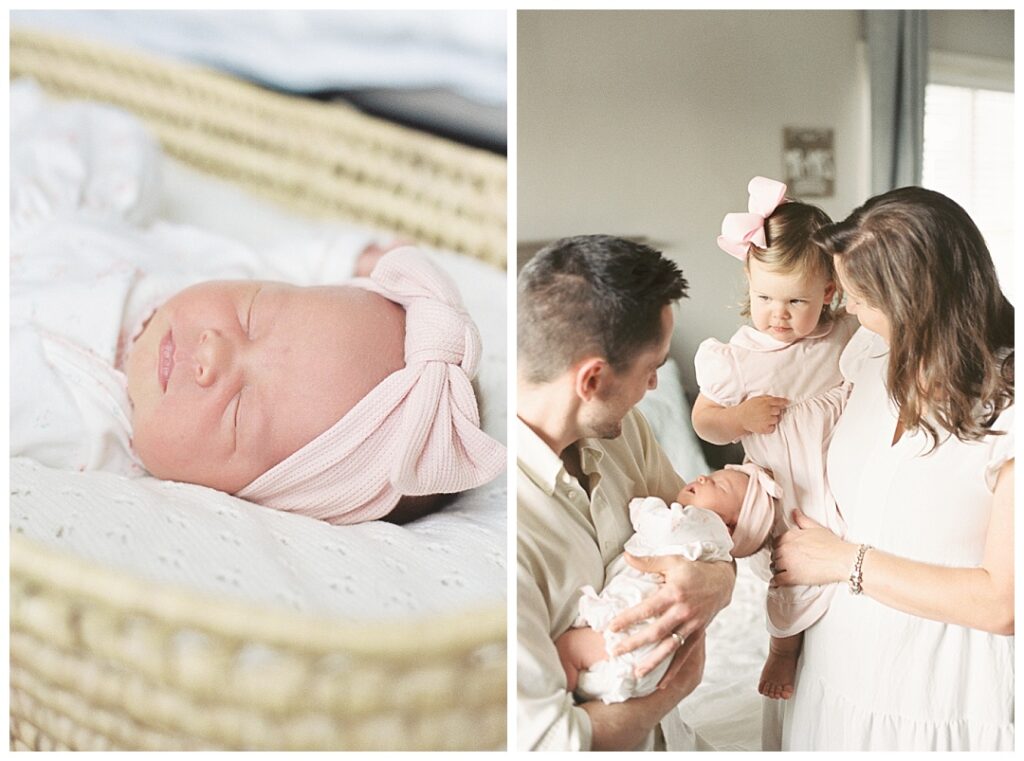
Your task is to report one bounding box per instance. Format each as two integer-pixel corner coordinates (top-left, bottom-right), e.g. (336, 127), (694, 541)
(848, 543), (872, 595)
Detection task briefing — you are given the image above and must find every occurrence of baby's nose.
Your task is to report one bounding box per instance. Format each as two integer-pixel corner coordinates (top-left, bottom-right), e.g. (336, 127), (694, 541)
(194, 329), (233, 387)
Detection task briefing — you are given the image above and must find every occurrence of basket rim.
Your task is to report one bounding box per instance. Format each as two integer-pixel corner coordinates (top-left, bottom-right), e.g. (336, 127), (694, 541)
(11, 533), (505, 656)
(10, 25), (508, 270)
(8, 25), (507, 167)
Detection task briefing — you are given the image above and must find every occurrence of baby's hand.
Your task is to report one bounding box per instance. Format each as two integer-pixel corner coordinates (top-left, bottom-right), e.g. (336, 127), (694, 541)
(738, 395), (788, 434)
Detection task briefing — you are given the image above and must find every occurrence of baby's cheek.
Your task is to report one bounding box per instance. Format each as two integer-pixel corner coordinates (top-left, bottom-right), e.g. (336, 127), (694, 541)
(130, 413), (172, 478)
(131, 407), (195, 480)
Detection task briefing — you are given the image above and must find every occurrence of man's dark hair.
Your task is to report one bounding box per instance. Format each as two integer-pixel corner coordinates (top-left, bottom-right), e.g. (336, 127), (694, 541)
(518, 235), (689, 383)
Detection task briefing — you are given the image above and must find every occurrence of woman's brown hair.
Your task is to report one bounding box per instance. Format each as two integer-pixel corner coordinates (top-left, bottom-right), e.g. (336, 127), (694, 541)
(740, 200), (837, 318)
(812, 186), (1014, 449)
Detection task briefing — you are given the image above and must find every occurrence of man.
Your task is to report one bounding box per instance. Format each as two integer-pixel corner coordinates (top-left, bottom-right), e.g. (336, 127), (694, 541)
(517, 235), (736, 751)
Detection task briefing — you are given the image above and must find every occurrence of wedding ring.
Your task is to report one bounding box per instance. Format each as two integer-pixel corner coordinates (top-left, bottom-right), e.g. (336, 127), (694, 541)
(671, 631), (685, 648)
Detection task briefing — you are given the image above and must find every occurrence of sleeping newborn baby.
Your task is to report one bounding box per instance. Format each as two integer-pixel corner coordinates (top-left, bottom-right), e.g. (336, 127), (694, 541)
(11, 80), (504, 524)
(555, 463), (780, 704)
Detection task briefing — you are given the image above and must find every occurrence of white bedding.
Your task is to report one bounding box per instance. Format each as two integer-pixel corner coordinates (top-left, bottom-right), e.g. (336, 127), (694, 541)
(677, 558), (768, 751)
(10, 155), (507, 621)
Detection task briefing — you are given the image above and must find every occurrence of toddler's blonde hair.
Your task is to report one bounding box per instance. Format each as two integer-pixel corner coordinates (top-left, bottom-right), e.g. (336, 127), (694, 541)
(739, 200), (837, 319)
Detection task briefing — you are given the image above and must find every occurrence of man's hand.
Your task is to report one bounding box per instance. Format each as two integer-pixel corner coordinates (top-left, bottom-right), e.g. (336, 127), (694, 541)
(583, 629), (707, 751)
(606, 555), (735, 676)
(654, 625), (707, 692)
(737, 395), (789, 434)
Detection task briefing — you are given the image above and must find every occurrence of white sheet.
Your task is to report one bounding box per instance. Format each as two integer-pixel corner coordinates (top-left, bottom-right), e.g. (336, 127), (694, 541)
(676, 559), (768, 751)
(10, 154), (507, 621)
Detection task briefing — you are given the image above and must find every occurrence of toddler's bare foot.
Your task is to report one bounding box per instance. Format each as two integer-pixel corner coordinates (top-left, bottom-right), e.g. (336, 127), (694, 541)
(758, 648), (797, 700)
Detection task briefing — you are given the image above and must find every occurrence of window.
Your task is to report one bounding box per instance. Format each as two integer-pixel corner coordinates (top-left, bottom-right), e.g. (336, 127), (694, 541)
(922, 51), (1013, 300)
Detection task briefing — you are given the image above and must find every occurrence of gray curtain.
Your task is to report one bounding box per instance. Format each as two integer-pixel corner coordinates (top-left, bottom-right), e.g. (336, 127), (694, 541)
(865, 10), (928, 195)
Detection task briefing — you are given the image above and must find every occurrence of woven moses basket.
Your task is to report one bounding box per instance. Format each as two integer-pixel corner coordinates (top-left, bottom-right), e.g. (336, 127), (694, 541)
(9, 27), (506, 751)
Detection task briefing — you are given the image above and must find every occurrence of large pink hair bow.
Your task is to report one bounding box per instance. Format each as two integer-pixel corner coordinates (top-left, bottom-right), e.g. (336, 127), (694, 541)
(236, 247), (506, 524)
(716, 176), (788, 260)
(724, 462), (781, 558)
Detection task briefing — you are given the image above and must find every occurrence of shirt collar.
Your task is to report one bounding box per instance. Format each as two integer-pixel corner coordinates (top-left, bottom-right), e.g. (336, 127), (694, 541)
(577, 437), (605, 474)
(730, 313), (837, 352)
(517, 416), (566, 496)
(516, 417), (607, 495)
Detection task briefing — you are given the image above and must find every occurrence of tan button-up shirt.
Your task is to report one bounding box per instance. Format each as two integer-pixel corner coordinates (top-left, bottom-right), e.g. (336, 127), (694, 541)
(517, 408), (685, 751)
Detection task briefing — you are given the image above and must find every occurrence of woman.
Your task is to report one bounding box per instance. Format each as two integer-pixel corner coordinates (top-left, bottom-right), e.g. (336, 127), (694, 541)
(771, 186), (1014, 750)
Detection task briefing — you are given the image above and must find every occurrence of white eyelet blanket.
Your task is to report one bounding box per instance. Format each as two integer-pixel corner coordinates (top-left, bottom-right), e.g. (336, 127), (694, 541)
(10, 153), (507, 621)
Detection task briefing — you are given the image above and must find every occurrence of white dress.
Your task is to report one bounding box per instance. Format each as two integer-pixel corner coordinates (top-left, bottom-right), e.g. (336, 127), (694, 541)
(781, 328), (1015, 750)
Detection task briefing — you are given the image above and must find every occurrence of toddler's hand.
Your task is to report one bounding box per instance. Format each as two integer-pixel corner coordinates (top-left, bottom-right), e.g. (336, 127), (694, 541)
(738, 395), (788, 434)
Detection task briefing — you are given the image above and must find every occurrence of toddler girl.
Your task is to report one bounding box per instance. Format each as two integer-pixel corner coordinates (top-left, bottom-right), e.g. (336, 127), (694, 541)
(692, 177), (858, 701)
(555, 463), (779, 704)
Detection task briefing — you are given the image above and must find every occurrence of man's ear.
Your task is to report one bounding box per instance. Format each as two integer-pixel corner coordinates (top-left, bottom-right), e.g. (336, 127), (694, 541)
(573, 357), (608, 402)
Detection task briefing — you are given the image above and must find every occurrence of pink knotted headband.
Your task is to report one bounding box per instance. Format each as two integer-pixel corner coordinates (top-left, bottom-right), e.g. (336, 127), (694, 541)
(236, 246), (506, 524)
(717, 176), (788, 260)
(724, 462), (780, 557)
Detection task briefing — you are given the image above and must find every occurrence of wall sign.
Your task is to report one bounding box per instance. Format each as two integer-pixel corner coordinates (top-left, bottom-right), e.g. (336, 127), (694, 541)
(784, 127), (834, 198)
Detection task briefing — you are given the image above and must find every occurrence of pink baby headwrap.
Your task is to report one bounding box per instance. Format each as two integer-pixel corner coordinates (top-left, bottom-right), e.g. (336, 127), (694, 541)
(236, 246), (506, 524)
(723, 462), (781, 558)
(717, 176), (788, 260)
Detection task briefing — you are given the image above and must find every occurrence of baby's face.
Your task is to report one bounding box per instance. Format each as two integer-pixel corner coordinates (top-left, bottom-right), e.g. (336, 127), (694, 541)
(126, 280), (405, 493)
(747, 258), (835, 342)
(676, 469), (748, 530)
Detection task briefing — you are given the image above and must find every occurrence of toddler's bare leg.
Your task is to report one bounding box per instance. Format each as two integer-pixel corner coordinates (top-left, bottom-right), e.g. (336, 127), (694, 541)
(758, 633), (802, 700)
(554, 627), (609, 693)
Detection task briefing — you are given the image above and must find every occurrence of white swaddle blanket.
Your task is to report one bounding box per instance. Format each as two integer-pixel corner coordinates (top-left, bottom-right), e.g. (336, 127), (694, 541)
(573, 496), (734, 704)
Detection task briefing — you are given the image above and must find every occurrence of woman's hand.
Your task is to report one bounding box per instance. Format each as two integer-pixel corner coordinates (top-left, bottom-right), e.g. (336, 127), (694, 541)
(605, 555), (735, 677)
(771, 509), (858, 587)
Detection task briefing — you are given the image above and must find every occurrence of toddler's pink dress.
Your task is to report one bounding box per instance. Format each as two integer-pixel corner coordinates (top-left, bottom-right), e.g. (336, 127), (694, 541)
(694, 311), (859, 637)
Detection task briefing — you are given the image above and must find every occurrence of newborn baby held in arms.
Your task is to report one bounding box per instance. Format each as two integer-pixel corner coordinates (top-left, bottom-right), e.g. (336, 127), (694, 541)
(10, 80), (505, 526)
(555, 463), (779, 703)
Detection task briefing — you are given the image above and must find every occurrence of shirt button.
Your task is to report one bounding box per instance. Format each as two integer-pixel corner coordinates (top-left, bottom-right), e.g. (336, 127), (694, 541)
(560, 472), (572, 485)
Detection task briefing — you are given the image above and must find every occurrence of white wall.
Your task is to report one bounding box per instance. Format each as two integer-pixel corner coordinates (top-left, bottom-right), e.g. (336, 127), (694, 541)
(929, 9), (1014, 60)
(518, 10), (869, 396)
